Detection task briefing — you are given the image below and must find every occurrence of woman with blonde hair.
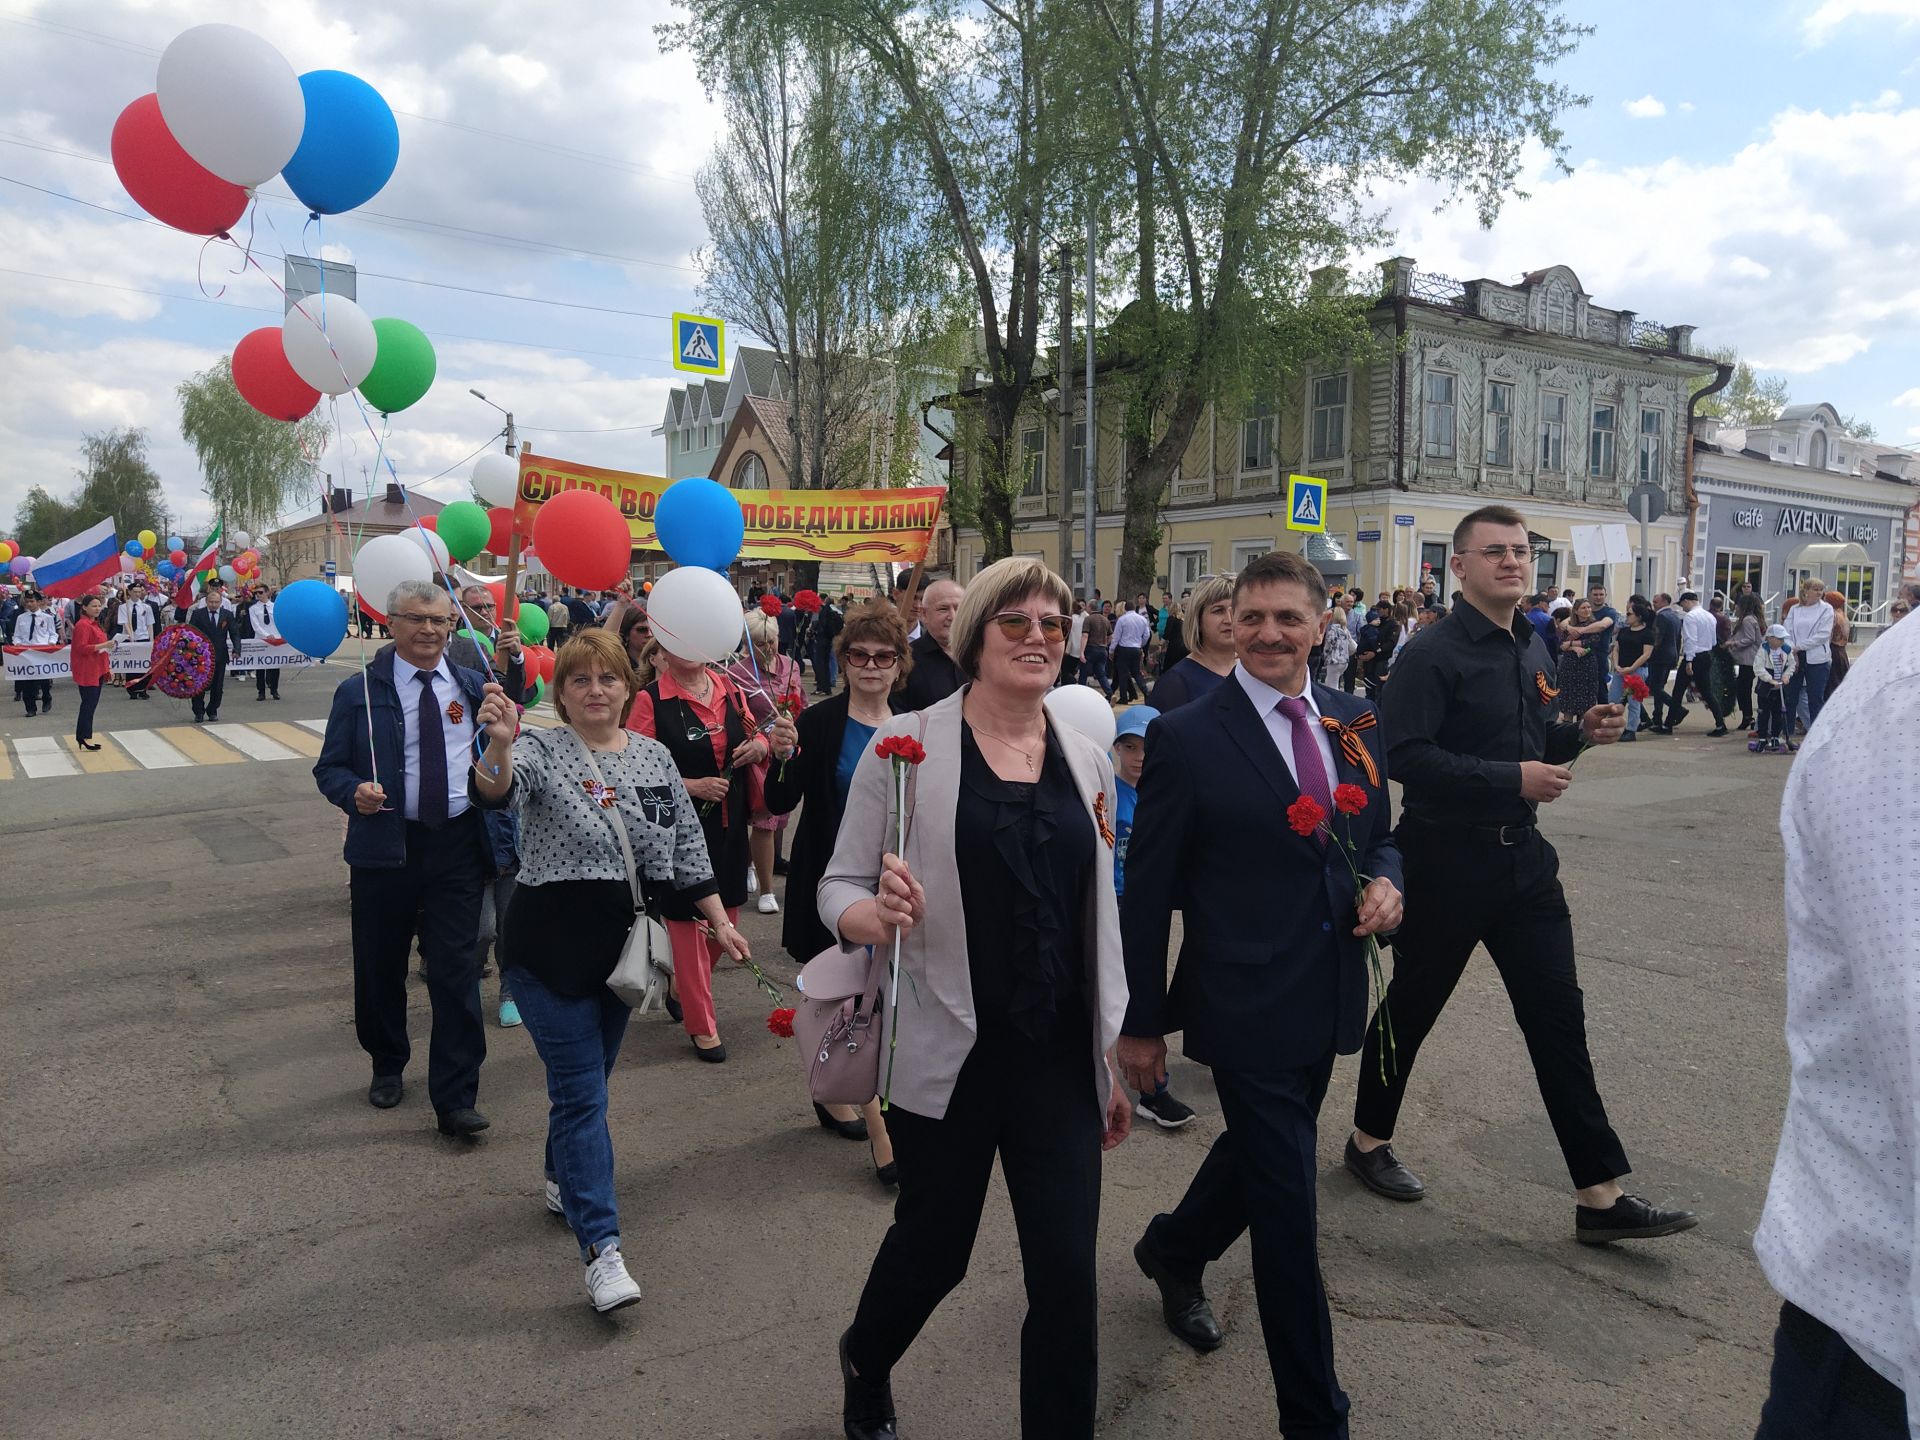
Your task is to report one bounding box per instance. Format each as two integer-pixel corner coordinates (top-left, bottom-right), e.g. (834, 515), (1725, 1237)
(823, 555), (1132, 1440)
(1144, 572), (1235, 713)
(726, 607), (806, 912)
(470, 627), (748, 1312)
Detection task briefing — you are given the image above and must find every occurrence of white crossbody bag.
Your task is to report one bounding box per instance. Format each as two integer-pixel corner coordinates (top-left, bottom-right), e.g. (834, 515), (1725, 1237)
(567, 730), (674, 1011)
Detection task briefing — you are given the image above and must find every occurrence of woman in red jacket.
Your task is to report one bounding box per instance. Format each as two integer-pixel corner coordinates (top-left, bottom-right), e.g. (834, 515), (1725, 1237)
(70, 592), (115, 750)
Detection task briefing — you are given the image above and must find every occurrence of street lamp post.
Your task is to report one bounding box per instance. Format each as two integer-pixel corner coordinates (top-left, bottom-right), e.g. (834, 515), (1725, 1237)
(469, 389), (518, 456)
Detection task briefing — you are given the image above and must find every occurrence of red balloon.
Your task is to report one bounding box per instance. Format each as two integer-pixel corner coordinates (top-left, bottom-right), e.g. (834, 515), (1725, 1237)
(418, 516), (438, 532)
(110, 93), (248, 237)
(532, 489), (631, 591)
(169, 548), (188, 566)
(232, 327), (321, 422)
(486, 506), (516, 556)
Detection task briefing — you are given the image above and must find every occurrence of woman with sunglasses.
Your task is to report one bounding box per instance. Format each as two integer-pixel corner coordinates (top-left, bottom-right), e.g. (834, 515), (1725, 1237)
(627, 613), (775, 1062)
(821, 556), (1131, 1440)
(762, 602), (909, 1178)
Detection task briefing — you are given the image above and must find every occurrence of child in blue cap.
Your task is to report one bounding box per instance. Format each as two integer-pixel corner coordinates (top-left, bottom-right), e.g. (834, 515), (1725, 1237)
(1113, 705), (1197, 1129)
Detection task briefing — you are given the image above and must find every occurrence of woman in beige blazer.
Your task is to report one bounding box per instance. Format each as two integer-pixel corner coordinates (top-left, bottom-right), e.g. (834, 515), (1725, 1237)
(818, 556), (1132, 1440)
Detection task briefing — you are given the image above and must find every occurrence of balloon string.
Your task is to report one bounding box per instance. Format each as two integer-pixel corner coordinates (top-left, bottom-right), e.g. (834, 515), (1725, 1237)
(195, 235), (229, 301)
(226, 199), (260, 278)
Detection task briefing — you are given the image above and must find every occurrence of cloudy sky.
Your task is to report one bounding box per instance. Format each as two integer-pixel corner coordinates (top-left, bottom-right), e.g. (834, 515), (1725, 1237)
(0, 0), (1916, 542)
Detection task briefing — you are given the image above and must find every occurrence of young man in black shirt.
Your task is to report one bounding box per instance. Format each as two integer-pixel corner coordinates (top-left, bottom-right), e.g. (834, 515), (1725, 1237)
(1343, 504), (1697, 1246)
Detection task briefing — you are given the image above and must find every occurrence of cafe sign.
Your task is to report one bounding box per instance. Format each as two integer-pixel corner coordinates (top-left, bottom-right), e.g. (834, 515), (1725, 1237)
(1730, 503), (1880, 546)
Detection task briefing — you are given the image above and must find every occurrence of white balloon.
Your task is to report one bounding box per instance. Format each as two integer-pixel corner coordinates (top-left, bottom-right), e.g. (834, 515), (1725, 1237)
(282, 295), (378, 395)
(230, 530), (252, 550)
(353, 533), (434, 617)
(471, 452), (521, 507)
(1045, 683), (1118, 752)
(647, 565), (746, 664)
(156, 24), (305, 188)
(400, 524), (452, 574)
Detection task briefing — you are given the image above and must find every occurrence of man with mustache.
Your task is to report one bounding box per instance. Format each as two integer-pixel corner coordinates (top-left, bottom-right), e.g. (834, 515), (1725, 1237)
(1345, 505), (1697, 1247)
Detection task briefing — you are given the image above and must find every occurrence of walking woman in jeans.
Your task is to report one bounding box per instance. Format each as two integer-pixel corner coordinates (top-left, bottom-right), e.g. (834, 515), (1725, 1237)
(69, 592), (114, 750)
(1611, 595), (1657, 740)
(471, 627), (750, 1313)
(1726, 592), (1766, 731)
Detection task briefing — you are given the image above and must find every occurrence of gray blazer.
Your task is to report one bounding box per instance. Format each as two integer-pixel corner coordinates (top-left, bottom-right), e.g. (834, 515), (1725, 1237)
(817, 686), (1128, 1122)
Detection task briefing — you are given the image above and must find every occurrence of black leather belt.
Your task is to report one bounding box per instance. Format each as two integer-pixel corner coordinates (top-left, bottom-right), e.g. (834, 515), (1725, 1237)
(1405, 818), (1537, 846)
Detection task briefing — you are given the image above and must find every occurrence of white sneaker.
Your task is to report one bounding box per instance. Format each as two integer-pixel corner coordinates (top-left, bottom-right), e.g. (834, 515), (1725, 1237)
(585, 1243), (641, 1313)
(747, 868), (759, 894)
(757, 892), (780, 914)
(544, 1178), (563, 1214)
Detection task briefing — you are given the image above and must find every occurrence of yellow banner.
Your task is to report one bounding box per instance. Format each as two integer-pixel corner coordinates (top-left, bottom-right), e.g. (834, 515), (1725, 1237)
(511, 452), (944, 564)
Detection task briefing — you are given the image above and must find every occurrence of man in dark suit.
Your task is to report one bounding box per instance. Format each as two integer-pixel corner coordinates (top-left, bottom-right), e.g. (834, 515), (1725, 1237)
(181, 576), (240, 721)
(1120, 549), (1403, 1440)
(314, 578), (500, 1137)
(894, 577), (964, 712)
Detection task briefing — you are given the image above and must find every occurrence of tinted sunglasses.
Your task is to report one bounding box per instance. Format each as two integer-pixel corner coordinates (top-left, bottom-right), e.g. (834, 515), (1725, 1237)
(990, 613), (1070, 642)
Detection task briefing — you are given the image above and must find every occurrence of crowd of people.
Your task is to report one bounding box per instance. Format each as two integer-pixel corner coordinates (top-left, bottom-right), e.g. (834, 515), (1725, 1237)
(295, 508), (1920, 1440)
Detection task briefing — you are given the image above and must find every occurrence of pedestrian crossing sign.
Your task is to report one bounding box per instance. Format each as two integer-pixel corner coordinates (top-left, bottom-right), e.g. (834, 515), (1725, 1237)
(1286, 474), (1326, 533)
(672, 312), (726, 376)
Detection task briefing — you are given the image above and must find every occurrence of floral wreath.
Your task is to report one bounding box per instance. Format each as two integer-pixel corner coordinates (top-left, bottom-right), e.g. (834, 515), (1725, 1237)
(151, 624), (213, 699)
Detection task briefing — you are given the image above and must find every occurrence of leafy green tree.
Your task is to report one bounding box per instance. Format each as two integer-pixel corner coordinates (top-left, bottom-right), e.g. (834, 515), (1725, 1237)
(11, 486), (77, 559)
(1693, 346), (1791, 429)
(177, 358), (329, 534)
(11, 428), (170, 556)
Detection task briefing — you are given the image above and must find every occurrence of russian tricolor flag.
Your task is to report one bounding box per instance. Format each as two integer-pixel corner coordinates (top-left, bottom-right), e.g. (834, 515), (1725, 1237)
(31, 518), (121, 599)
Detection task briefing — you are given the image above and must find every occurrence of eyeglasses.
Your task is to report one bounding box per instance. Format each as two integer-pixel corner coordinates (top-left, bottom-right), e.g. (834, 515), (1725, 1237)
(466, 599), (496, 613)
(843, 648), (898, 669)
(1893, 604), (1912, 615)
(1458, 544), (1536, 562)
(392, 613), (456, 629)
(989, 612), (1071, 642)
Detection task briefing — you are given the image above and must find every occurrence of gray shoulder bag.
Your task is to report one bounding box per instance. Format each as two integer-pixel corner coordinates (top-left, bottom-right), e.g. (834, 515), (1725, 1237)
(565, 730), (675, 1011)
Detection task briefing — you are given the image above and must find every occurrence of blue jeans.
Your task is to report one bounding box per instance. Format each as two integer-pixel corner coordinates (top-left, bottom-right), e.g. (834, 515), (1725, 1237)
(1614, 667), (1645, 731)
(504, 965), (631, 1260)
(1082, 644), (1110, 696)
(1783, 661), (1831, 735)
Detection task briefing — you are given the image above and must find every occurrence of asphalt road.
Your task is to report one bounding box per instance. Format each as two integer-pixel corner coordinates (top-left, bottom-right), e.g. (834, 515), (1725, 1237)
(1, 663), (1789, 1438)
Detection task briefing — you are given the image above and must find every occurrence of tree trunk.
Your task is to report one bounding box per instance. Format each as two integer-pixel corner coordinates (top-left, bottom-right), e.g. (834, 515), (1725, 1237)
(1117, 386), (1204, 600)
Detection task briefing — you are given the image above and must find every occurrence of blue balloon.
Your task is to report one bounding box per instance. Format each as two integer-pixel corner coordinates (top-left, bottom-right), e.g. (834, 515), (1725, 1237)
(655, 477), (745, 571)
(276, 577), (350, 659)
(125, 540), (144, 557)
(166, 535), (184, 552)
(157, 561), (177, 579)
(281, 71), (400, 216)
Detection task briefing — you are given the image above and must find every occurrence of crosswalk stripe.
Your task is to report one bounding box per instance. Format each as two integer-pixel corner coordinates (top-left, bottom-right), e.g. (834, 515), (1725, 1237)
(296, 718), (329, 736)
(15, 736), (79, 778)
(115, 729), (194, 769)
(207, 723), (299, 761)
(0, 744), (11, 780)
(63, 735), (136, 773)
(151, 725), (245, 765)
(245, 721), (323, 758)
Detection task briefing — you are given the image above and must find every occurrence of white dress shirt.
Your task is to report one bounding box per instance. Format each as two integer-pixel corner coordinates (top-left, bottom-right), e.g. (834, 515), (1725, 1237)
(1680, 605), (1718, 661)
(390, 654), (473, 823)
(1783, 598), (1836, 665)
(1754, 614), (1919, 1433)
(1232, 664), (1341, 793)
(249, 601), (279, 640)
(12, 610), (57, 644)
(115, 600), (154, 640)
(1113, 608), (1152, 650)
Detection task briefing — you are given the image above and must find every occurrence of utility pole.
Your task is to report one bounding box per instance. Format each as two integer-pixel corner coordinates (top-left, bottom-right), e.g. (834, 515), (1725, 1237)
(1056, 243), (1075, 591)
(1083, 203), (1098, 605)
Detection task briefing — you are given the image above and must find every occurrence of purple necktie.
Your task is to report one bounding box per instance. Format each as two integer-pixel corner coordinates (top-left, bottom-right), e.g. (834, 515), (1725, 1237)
(1277, 695), (1332, 844)
(416, 670), (448, 828)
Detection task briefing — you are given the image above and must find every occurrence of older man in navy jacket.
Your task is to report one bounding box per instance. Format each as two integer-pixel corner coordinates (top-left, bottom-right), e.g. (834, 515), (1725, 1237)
(1119, 550), (1403, 1440)
(314, 579), (503, 1136)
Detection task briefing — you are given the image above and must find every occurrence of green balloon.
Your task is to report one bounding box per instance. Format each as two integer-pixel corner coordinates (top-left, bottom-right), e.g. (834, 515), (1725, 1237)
(358, 317), (437, 414)
(456, 626), (495, 658)
(437, 500), (491, 563)
(513, 601), (550, 645)
(532, 676), (548, 706)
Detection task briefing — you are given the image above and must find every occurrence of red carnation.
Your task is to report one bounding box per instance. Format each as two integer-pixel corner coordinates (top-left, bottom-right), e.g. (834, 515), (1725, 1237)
(1333, 783), (1369, 816)
(766, 1007), (796, 1038)
(1287, 795), (1327, 837)
(876, 735), (927, 765)
(793, 588), (823, 614)
(759, 594), (783, 617)
(1621, 672), (1652, 703)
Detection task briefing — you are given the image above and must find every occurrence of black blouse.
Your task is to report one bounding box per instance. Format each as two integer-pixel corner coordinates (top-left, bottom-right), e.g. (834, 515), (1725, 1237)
(953, 720), (1095, 1043)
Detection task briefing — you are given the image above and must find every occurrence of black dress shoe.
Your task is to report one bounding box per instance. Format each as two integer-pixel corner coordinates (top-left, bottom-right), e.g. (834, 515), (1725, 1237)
(692, 1039), (728, 1064)
(665, 994), (683, 1023)
(1344, 1136), (1426, 1201)
(814, 1101), (869, 1140)
(368, 1075), (403, 1109)
(1133, 1234), (1223, 1352)
(1575, 1192), (1698, 1244)
(436, 1107), (491, 1137)
(773, 858), (790, 877)
(840, 1329), (898, 1440)
(1708, 726), (1729, 737)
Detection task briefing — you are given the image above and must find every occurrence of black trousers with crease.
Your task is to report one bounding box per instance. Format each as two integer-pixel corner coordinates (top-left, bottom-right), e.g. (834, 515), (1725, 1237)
(846, 1012), (1101, 1438)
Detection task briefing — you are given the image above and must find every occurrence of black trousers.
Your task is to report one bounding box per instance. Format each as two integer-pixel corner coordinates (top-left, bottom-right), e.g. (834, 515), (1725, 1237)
(76, 683), (101, 742)
(1675, 655), (1724, 724)
(17, 678), (51, 712)
(1755, 1302), (1908, 1439)
(192, 661), (226, 719)
(846, 1016), (1101, 1437)
(1353, 824), (1630, 1189)
(1150, 1054), (1348, 1439)
(1112, 644), (1145, 702)
(1732, 664), (1755, 725)
(349, 812), (488, 1114)
(256, 666), (280, 698)
(1646, 658), (1678, 726)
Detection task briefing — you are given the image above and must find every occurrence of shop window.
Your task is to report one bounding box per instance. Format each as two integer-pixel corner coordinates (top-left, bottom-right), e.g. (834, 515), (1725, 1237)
(1835, 565), (1876, 612)
(1423, 373), (1456, 459)
(1590, 405), (1616, 477)
(1714, 550), (1766, 601)
(1310, 375), (1347, 462)
(1485, 381), (1513, 467)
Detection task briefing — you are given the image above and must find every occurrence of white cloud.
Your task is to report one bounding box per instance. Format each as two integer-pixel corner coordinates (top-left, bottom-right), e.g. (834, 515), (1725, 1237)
(1805, 0), (1920, 44)
(1893, 387), (1920, 407)
(1371, 101), (1920, 376)
(1623, 94), (1667, 119)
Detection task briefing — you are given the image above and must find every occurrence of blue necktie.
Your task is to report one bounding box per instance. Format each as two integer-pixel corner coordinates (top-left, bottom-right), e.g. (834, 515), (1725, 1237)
(416, 671), (448, 828)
